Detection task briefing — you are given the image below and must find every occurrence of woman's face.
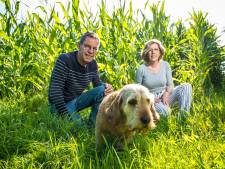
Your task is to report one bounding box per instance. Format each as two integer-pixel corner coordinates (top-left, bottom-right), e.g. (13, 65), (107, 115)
(148, 43), (161, 62)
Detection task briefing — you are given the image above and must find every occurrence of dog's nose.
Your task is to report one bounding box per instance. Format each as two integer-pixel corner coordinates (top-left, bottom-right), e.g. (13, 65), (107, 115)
(141, 115), (150, 124)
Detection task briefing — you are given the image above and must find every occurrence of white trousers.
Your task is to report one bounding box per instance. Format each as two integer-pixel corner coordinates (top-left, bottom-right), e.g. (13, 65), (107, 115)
(155, 83), (192, 116)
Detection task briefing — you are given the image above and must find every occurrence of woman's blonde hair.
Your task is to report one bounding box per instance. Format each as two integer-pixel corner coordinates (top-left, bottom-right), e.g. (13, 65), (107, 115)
(141, 39), (165, 63)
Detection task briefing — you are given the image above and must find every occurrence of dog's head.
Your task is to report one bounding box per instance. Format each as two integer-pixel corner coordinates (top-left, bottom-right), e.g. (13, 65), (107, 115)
(117, 84), (159, 132)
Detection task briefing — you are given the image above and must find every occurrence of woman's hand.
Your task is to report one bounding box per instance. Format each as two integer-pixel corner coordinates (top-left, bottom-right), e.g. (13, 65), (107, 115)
(154, 97), (161, 103)
(162, 91), (170, 106)
(104, 83), (113, 96)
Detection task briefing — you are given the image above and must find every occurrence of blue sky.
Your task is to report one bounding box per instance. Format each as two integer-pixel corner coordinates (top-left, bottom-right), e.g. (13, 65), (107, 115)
(1, 0), (225, 44)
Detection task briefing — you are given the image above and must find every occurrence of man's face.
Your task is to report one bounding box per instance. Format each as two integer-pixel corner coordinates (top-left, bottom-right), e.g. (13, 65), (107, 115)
(78, 37), (99, 65)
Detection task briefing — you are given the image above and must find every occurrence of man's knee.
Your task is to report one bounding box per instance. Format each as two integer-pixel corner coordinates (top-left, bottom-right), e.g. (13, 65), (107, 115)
(96, 84), (105, 93)
(94, 84), (105, 102)
(95, 84), (105, 96)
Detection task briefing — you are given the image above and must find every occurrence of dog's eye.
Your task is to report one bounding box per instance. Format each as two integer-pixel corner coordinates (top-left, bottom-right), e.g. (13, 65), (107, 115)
(128, 99), (137, 106)
(146, 98), (150, 103)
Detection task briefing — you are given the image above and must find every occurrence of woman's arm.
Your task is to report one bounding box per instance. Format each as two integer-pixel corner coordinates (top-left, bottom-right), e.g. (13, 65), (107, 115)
(135, 67), (144, 84)
(165, 85), (173, 94)
(162, 62), (174, 105)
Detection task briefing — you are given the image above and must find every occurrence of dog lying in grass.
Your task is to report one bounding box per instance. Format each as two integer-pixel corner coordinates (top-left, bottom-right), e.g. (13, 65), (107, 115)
(95, 84), (160, 151)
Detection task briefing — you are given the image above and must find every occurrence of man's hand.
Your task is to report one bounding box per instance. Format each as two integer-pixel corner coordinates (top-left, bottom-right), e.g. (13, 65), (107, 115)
(104, 83), (113, 96)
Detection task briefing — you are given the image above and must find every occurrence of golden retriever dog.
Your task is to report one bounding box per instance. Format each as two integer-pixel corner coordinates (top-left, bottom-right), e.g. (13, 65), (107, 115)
(95, 84), (160, 150)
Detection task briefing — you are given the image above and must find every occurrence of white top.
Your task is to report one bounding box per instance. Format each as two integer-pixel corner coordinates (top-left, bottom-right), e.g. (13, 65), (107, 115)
(135, 60), (174, 97)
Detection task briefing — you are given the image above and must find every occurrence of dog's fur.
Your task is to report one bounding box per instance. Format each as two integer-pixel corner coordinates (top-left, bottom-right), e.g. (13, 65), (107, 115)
(95, 84), (160, 150)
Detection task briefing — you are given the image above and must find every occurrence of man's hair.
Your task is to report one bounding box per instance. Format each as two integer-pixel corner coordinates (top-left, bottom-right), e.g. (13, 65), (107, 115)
(79, 31), (100, 45)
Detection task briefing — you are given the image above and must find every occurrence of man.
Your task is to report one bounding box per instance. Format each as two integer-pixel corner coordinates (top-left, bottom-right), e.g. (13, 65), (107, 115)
(48, 31), (113, 125)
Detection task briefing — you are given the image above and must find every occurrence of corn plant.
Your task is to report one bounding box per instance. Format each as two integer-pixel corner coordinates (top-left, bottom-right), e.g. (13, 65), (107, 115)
(187, 10), (224, 95)
(0, 0), (224, 98)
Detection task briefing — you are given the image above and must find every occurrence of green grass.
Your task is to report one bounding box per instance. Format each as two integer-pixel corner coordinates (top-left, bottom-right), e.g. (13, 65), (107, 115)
(1, 0), (224, 168)
(0, 92), (224, 168)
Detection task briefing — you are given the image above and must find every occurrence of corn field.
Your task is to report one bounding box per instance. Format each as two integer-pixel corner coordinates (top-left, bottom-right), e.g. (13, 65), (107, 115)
(0, 0), (225, 168)
(0, 0), (224, 98)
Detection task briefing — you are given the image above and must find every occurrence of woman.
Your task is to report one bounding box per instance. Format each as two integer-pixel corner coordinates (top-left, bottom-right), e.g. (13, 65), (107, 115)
(136, 39), (192, 116)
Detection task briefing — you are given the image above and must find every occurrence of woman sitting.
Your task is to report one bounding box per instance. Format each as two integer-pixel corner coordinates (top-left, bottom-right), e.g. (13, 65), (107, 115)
(136, 39), (192, 116)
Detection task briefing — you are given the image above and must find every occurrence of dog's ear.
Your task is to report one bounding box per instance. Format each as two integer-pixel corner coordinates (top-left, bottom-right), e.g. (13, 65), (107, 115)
(115, 92), (123, 112)
(105, 91), (120, 114)
(106, 90), (125, 123)
(108, 91), (122, 111)
(114, 91), (127, 123)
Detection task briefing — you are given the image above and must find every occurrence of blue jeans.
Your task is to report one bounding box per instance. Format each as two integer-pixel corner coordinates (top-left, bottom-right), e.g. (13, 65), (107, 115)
(50, 84), (105, 124)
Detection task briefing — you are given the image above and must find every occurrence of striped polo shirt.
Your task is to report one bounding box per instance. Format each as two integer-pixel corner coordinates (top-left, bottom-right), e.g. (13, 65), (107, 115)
(48, 51), (101, 114)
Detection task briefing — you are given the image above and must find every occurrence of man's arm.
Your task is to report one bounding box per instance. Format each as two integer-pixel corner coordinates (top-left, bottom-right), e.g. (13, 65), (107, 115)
(92, 62), (113, 95)
(49, 56), (69, 114)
